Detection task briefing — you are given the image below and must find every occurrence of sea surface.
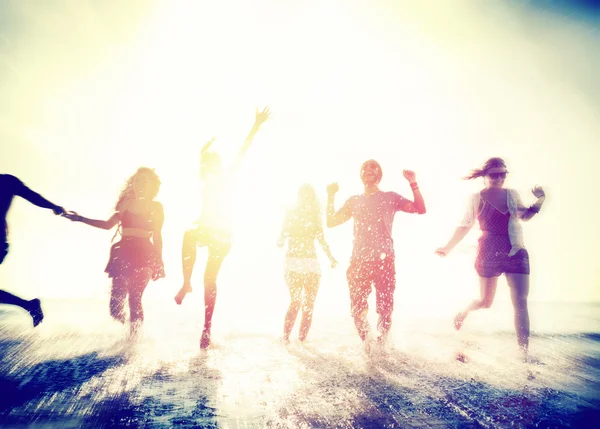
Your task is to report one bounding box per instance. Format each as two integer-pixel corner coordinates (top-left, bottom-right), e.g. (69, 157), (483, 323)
(1, 294), (599, 428)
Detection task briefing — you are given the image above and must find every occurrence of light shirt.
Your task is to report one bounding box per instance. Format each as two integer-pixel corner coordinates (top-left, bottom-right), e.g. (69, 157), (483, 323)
(346, 191), (410, 262)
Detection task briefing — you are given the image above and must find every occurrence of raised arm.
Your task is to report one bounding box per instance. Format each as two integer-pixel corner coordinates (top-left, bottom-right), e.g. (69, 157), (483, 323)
(13, 177), (64, 215)
(64, 211), (120, 230)
(396, 170), (426, 214)
(232, 107), (271, 171)
(326, 183), (352, 228)
(514, 187), (545, 221)
(200, 137), (216, 154)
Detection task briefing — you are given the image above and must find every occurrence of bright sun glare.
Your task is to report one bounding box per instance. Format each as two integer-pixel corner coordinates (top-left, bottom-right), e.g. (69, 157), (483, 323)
(3, 0), (500, 314)
(2, 0), (599, 309)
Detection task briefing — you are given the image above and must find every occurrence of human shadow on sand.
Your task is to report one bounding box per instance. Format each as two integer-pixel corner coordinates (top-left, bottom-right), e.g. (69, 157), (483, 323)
(0, 349), (126, 423)
(81, 354), (222, 429)
(281, 344), (600, 429)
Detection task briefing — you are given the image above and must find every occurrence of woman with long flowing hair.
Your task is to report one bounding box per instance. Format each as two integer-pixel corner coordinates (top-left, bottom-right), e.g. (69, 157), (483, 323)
(278, 184), (337, 343)
(436, 157), (546, 359)
(65, 167), (165, 336)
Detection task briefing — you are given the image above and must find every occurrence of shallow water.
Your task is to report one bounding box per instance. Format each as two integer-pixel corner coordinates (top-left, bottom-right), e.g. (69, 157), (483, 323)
(1, 298), (599, 428)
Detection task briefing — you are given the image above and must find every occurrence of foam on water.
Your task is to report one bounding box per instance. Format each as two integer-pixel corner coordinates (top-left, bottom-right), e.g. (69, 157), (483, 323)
(1, 297), (599, 428)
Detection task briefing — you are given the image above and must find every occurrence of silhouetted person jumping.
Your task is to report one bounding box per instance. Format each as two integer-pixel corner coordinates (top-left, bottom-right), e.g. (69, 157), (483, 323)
(65, 167), (165, 337)
(436, 157), (546, 360)
(277, 184), (337, 344)
(1, 174), (65, 327)
(326, 160), (426, 348)
(174, 107), (271, 349)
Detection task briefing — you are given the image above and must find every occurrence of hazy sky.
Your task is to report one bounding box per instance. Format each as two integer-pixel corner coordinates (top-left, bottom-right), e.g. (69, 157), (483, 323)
(1, 0), (599, 305)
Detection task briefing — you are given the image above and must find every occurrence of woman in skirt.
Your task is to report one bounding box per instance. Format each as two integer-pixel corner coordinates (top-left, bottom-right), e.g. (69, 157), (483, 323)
(436, 157), (546, 358)
(278, 184), (337, 343)
(65, 167), (165, 336)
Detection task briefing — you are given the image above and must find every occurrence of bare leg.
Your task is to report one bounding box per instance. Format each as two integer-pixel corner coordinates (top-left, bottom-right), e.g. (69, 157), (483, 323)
(283, 272), (302, 343)
(175, 230), (198, 305)
(298, 274), (320, 342)
(0, 290), (43, 327)
(109, 277), (127, 324)
(454, 276), (498, 330)
(200, 248), (227, 349)
(506, 273), (530, 353)
(0, 290), (30, 308)
(128, 269), (151, 337)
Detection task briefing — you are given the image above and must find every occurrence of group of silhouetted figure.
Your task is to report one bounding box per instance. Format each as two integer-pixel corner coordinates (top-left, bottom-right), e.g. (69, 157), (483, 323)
(1, 107), (547, 359)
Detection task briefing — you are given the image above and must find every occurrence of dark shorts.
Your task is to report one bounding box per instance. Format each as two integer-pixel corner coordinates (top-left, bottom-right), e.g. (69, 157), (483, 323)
(475, 235), (530, 278)
(186, 224), (232, 257)
(346, 256), (396, 319)
(105, 237), (162, 278)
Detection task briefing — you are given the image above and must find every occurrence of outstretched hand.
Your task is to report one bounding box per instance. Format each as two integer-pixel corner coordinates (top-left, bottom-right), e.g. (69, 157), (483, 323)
(327, 183), (339, 196)
(403, 170), (416, 183)
(435, 247), (449, 257)
(330, 257), (338, 268)
(532, 185), (545, 199)
(63, 210), (81, 221)
(255, 106), (271, 125)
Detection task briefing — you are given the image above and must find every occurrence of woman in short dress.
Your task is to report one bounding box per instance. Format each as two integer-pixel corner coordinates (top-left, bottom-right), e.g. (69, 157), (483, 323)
(65, 167), (165, 335)
(174, 107), (270, 349)
(436, 157), (546, 357)
(278, 184), (337, 343)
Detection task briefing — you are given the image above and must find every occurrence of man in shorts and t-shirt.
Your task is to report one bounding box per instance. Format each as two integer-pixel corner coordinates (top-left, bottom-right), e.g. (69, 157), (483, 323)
(326, 160), (426, 345)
